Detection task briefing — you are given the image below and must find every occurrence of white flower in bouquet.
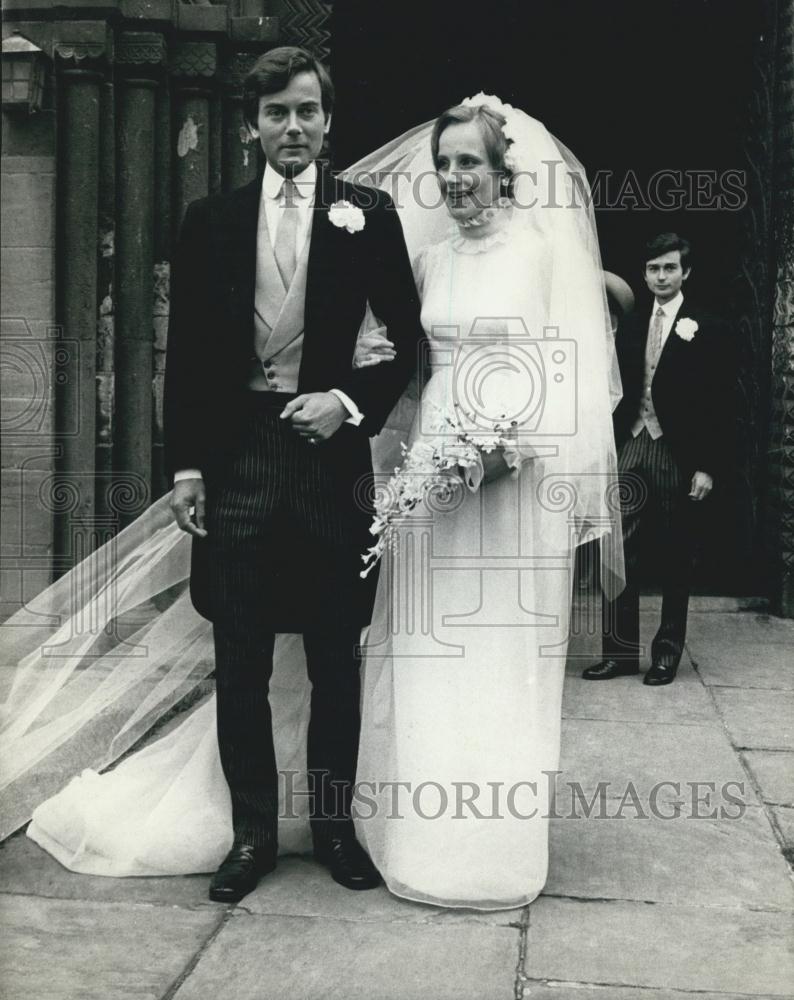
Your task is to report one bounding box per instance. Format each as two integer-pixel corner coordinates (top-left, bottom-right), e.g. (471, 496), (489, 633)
(360, 412), (514, 577)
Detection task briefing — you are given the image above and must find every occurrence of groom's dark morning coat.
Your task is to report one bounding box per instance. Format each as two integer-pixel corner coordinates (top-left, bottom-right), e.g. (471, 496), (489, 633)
(164, 165), (424, 626)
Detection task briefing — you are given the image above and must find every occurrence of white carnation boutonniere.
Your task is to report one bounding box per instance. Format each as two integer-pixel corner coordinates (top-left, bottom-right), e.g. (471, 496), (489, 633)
(675, 317), (699, 342)
(328, 200), (365, 234)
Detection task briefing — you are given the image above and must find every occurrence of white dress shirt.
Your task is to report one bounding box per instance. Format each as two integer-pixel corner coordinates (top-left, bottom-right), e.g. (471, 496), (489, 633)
(261, 160), (316, 257)
(174, 162), (364, 484)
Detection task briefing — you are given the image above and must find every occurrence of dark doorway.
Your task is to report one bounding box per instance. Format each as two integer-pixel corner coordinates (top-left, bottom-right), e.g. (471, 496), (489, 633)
(330, 0), (766, 596)
(331, 0), (760, 302)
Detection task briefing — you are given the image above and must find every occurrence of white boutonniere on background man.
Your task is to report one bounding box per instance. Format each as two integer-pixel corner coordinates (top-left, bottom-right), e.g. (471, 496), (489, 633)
(674, 318), (699, 342)
(328, 200), (365, 234)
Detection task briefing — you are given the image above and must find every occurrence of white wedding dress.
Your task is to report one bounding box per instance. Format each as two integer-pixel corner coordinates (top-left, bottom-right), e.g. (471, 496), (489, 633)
(353, 218), (574, 908)
(13, 101), (622, 909)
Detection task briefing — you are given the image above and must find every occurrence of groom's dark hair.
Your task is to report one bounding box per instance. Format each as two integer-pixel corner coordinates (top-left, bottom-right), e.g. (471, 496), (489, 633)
(243, 46), (335, 129)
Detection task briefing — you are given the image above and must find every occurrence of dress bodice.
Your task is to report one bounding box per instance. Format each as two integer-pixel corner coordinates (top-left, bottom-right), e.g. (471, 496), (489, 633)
(416, 213), (548, 362)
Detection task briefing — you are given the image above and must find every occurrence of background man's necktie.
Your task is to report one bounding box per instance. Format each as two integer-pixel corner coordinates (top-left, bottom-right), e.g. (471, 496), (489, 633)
(273, 178), (299, 288)
(648, 305), (665, 364)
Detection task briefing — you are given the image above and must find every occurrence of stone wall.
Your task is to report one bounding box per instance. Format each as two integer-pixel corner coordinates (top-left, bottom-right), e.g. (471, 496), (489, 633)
(1, 114), (57, 616)
(0, 1), (333, 600)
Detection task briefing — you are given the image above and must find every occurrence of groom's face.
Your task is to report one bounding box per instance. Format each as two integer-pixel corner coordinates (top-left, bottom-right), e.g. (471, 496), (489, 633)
(251, 70), (331, 176)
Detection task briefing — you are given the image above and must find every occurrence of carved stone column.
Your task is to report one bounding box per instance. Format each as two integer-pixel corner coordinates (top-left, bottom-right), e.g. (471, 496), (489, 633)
(728, 2), (777, 596)
(171, 41), (217, 233)
(151, 74), (172, 498)
(113, 32), (166, 524)
(52, 22), (111, 568)
(95, 77), (115, 520)
(770, 0), (794, 615)
(222, 52), (261, 192)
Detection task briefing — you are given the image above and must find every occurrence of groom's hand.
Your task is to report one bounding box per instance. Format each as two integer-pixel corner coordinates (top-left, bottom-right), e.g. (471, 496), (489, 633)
(170, 478), (208, 538)
(280, 392), (347, 443)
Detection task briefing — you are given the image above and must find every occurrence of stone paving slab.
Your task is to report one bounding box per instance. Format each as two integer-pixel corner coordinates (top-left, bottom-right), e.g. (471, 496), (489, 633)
(524, 897), (794, 995)
(771, 806), (794, 849)
(685, 613), (794, 646)
(172, 911), (520, 1000)
(562, 673), (716, 725)
(519, 985), (783, 1000)
(743, 751), (794, 806)
(0, 830), (210, 907)
(713, 689), (794, 750)
(0, 892), (223, 1000)
(558, 718), (755, 805)
(690, 643), (794, 690)
(238, 856), (517, 926)
(545, 805), (794, 910)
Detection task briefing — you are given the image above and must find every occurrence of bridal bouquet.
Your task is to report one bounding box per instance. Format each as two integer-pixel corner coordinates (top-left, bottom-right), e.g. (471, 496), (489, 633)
(360, 407), (514, 577)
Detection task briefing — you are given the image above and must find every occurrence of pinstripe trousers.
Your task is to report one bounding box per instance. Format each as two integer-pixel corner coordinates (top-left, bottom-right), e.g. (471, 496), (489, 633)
(206, 393), (365, 846)
(603, 428), (697, 668)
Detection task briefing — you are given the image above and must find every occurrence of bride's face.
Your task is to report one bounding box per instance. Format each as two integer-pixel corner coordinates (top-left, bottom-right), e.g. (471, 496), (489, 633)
(435, 121), (502, 221)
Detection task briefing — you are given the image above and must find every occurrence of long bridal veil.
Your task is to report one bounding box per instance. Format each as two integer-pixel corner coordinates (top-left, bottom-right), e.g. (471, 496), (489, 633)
(1, 99), (623, 855)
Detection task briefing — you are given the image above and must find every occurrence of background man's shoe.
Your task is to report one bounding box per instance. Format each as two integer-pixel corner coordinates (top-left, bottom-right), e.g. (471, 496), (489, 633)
(582, 659), (639, 680)
(643, 662), (678, 686)
(209, 842), (276, 903)
(313, 828), (381, 890)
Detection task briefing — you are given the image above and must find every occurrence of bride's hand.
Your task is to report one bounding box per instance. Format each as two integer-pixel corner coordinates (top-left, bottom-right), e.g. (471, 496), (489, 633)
(481, 448), (512, 485)
(354, 327), (396, 369)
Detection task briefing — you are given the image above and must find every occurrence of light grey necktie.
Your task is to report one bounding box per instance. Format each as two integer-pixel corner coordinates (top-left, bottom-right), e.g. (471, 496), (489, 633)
(648, 305), (665, 364)
(273, 178), (299, 288)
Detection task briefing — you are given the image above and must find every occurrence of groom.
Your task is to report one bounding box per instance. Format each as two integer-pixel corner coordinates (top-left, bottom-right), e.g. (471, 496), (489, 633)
(164, 47), (423, 901)
(584, 233), (732, 686)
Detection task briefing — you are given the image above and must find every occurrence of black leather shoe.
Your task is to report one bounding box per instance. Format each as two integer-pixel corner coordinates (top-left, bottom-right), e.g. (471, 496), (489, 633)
(208, 842), (276, 903)
(582, 658), (639, 680)
(313, 828), (381, 891)
(643, 662), (678, 686)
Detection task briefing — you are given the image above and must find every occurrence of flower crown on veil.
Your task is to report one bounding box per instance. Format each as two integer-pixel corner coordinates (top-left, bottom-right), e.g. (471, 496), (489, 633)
(460, 92), (525, 175)
(457, 92), (587, 228)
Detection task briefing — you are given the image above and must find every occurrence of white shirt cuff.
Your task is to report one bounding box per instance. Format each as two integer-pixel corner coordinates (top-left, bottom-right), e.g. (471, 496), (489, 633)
(174, 469), (203, 483)
(330, 389), (364, 426)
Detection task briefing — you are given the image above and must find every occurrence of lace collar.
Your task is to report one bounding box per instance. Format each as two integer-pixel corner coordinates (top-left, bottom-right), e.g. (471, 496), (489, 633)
(449, 225), (511, 254)
(449, 203), (514, 254)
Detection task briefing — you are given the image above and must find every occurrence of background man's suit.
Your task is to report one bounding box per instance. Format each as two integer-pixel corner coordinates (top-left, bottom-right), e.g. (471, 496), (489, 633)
(164, 163), (424, 844)
(603, 296), (731, 670)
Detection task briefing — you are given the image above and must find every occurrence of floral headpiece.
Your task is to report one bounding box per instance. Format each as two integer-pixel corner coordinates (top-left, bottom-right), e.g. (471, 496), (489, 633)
(461, 92), (526, 175)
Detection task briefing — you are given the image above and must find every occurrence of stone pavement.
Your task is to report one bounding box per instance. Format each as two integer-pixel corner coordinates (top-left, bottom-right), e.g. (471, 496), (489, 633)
(1, 609), (793, 999)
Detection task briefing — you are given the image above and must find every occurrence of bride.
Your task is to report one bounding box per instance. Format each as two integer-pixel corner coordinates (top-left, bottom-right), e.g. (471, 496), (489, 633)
(2, 94), (622, 909)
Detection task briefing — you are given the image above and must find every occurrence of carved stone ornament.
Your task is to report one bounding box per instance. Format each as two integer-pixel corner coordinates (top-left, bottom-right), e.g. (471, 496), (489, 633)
(170, 41), (217, 79)
(280, 0), (332, 60)
(116, 32), (167, 68)
(54, 20), (113, 65)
